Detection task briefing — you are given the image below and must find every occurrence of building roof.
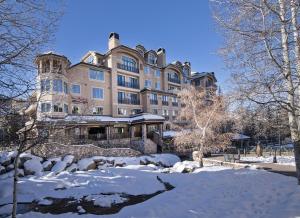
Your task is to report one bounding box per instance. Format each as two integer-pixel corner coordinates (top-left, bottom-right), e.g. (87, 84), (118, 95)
(37, 113), (165, 125)
(190, 72), (217, 82)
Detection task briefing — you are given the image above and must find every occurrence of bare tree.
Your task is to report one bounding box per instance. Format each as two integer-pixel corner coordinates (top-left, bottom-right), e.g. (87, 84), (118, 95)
(173, 87), (234, 167)
(211, 0), (300, 184)
(0, 1), (64, 217)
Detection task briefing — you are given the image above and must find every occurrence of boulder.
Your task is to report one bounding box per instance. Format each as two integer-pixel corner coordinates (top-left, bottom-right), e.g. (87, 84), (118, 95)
(63, 155), (74, 167)
(17, 169), (24, 177)
(24, 159), (43, 176)
(6, 164), (14, 172)
(42, 160), (53, 171)
(172, 161), (201, 173)
(66, 163), (78, 173)
(78, 158), (96, 171)
(0, 154), (11, 167)
(0, 165), (6, 175)
(51, 161), (67, 174)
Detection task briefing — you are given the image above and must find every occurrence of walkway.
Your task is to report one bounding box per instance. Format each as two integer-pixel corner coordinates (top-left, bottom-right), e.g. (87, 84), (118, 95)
(206, 155), (297, 178)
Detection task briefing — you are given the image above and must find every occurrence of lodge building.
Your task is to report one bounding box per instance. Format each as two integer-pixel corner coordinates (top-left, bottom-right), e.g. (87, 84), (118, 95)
(25, 33), (217, 153)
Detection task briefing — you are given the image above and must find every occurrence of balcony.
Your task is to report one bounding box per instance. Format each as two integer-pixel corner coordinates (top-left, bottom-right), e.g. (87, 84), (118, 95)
(118, 98), (140, 105)
(117, 63), (139, 73)
(172, 102), (179, 107)
(162, 101), (169, 106)
(150, 99), (158, 105)
(117, 81), (139, 89)
(168, 76), (181, 84)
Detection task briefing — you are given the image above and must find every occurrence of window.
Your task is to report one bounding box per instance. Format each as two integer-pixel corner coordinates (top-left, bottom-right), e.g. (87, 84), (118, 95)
(53, 104), (63, 112)
(86, 56), (94, 64)
(155, 70), (161, 77)
(63, 82), (68, 94)
(92, 87), (104, 99)
(122, 56), (136, 68)
(144, 66), (149, 74)
(172, 110), (176, 116)
(131, 109), (141, 115)
(162, 109), (169, 116)
(148, 53), (156, 64)
(162, 95), (168, 102)
(155, 82), (161, 90)
(93, 107), (103, 115)
(71, 84), (80, 94)
(72, 105), (79, 114)
(64, 104), (68, 113)
(118, 108), (127, 115)
(41, 103), (51, 112)
(117, 74), (125, 86)
(89, 69), (104, 81)
(53, 79), (63, 92)
(150, 93), (157, 101)
(145, 80), (152, 88)
(41, 79), (50, 92)
(152, 109), (158, 115)
(173, 97), (178, 103)
(129, 77), (139, 88)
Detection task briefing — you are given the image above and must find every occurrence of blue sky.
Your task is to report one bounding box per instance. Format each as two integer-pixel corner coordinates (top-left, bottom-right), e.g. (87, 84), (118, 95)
(53, 0), (229, 91)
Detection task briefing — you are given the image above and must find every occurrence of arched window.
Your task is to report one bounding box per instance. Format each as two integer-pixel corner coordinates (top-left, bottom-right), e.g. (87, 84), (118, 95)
(122, 56), (136, 68)
(148, 53), (156, 64)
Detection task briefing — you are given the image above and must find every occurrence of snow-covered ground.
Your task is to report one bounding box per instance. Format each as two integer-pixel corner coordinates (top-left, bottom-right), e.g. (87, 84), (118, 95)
(240, 155), (295, 166)
(0, 156), (300, 218)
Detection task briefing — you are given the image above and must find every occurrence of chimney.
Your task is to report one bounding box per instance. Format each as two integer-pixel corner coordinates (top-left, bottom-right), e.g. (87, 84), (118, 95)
(108, 32), (120, 50)
(157, 48), (166, 67)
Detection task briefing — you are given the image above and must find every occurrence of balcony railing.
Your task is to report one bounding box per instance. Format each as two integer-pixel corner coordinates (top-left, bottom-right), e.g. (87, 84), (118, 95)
(117, 81), (139, 89)
(117, 63), (139, 73)
(168, 76), (181, 84)
(162, 101), (169, 106)
(172, 102), (179, 107)
(150, 99), (158, 105)
(118, 98), (140, 105)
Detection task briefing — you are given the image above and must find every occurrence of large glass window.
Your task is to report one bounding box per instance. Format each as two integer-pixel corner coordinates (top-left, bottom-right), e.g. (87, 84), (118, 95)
(53, 104), (63, 112)
(71, 84), (80, 94)
(41, 103), (51, 112)
(150, 93), (157, 100)
(155, 70), (161, 77)
(63, 82), (68, 94)
(117, 75), (125, 86)
(53, 79), (63, 92)
(144, 80), (152, 88)
(41, 79), (50, 92)
(92, 87), (104, 99)
(144, 66), (149, 74)
(155, 82), (161, 90)
(122, 56), (136, 68)
(89, 69), (104, 81)
(118, 108), (127, 115)
(72, 105), (79, 114)
(64, 104), (68, 113)
(162, 95), (168, 102)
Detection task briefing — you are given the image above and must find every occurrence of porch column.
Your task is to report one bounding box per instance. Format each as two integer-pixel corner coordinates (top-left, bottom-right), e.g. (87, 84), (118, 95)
(130, 126), (135, 139)
(142, 124), (147, 142)
(159, 123), (163, 146)
(106, 126), (110, 144)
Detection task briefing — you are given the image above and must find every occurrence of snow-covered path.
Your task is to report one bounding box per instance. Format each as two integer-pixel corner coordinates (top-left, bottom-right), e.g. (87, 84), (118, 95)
(1, 165), (300, 218)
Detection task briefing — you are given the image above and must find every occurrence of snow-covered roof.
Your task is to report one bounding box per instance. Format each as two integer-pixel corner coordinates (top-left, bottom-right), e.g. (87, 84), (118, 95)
(163, 131), (178, 138)
(38, 113), (165, 124)
(232, 134), (250, 140)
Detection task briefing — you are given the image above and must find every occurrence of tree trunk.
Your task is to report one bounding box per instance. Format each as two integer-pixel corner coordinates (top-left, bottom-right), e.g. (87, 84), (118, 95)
(12, 152), (21, 218)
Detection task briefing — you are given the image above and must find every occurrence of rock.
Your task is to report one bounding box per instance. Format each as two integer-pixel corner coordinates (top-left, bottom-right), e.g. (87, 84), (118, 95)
(42, 160), (53, 171)
(0, 165), (6, 175)
(51, 161), (67, 174)
(17, 169), (24, 177)
(24, 159), (43, 176)
(63, 155), (74, 167)
(66, 163), (78, 173)
(0, 154), (11, 167)
(77, 158), (96, 171)
(19, 153), (43, 168)
(6, 164), (14, 172)
(172, 161), (201, 173)
(115, 163), (125, 167)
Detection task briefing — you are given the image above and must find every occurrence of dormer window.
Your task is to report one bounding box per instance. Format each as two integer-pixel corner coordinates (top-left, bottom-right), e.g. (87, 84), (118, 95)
(148, 53), (156, 65)
(86, 56), (94, 64)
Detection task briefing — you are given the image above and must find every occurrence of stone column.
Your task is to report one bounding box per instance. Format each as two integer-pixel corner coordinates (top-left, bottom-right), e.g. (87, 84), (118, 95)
(130, 126), (135, 139)
(159, 123), (163, 146)
(142, 124), (147, 142)
(106, 126), (110, 144)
